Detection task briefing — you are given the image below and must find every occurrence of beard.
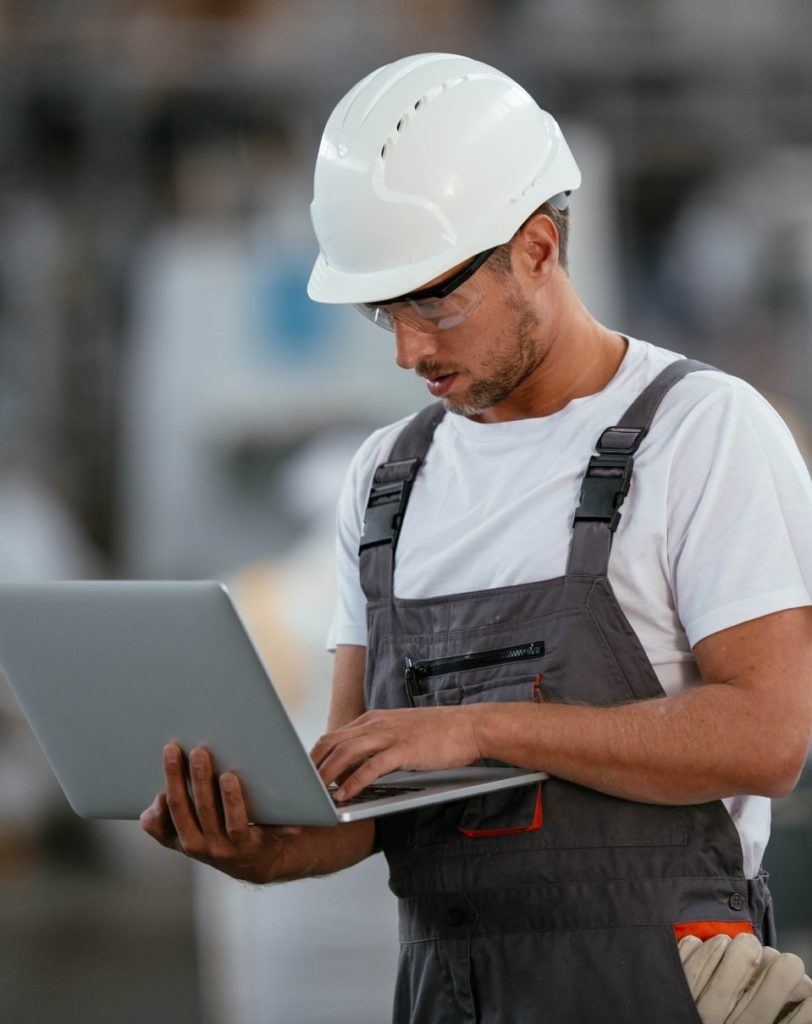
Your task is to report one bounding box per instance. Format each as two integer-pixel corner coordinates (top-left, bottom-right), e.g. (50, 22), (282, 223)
(417, 300), (544, 417)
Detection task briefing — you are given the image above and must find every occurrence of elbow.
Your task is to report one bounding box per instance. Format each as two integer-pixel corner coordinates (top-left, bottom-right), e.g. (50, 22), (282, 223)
(762, 774), (800, 800)
(740, 704), (812, 798)
(763, 764), (805, 800)
(754, 743), (808, 799)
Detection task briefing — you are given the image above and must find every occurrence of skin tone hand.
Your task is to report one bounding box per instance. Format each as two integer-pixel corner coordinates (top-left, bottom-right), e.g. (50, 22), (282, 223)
(311, 705), (485, 801)
(140, 743), (302, 885)
(140, 650), (378, 884)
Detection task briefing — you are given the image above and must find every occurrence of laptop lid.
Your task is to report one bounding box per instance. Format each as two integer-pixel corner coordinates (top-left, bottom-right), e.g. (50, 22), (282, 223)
(0, 581), (545, 827)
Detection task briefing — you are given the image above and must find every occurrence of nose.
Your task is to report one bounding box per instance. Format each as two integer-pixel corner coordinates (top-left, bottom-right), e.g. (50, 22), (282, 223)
(394, 320), (438, 369)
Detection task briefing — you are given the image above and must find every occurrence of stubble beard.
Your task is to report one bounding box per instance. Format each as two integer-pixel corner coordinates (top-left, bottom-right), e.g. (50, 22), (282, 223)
(436, 305), (543, 417)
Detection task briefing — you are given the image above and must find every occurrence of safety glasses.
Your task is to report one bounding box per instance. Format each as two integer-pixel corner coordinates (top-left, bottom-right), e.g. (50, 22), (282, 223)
(355, 247), (498, 333)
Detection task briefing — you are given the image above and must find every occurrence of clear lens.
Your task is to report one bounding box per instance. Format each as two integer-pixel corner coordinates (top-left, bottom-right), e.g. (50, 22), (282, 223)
(355, 282), (482, 334)
(355, 303), (396, 330)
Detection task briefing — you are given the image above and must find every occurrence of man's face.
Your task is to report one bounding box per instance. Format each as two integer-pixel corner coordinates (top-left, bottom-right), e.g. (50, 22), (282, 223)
(393, 261), (546, 421)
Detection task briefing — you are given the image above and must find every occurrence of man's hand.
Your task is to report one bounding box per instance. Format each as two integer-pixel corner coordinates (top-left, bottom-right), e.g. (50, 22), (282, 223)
(140, 743), (301, 885)
(311, 705), (485, 801)
(141, 650), (379, 882)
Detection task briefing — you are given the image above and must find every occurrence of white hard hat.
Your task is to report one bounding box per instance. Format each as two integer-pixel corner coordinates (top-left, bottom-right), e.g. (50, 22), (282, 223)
(307, 53), (581, 305)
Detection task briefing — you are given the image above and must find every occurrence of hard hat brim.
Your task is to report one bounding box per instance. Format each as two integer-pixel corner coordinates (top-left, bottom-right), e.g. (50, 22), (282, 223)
(307, 248), (490, 306)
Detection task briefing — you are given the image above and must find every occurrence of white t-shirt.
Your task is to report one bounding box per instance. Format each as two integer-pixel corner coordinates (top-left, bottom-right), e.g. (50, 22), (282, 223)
(328, 336), (812, 877)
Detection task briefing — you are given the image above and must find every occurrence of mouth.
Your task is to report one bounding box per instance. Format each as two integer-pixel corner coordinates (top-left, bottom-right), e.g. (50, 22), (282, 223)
(422, 372), (459, 398)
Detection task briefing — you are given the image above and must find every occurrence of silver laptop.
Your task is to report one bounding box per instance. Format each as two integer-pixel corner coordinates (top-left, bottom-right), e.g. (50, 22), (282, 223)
(0, 580), (545, 826)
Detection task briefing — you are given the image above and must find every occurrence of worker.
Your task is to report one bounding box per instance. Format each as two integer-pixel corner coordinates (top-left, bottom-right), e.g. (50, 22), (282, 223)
(141, 54), (812, 1022)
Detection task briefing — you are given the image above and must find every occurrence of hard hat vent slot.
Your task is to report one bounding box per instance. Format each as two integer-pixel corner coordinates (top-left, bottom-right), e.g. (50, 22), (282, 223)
(378, 77), (481, 165)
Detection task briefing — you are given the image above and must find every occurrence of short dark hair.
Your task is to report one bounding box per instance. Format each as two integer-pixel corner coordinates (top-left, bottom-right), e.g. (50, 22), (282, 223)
(488, 198), (571, 275)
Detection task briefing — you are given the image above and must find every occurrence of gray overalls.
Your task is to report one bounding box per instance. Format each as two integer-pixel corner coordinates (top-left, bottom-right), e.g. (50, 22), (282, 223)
(358, 360), (774, 1023)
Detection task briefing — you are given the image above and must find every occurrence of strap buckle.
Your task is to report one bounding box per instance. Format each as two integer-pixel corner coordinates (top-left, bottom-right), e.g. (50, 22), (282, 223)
(359, 458), (421, 552)
(573, 426), (646, 532)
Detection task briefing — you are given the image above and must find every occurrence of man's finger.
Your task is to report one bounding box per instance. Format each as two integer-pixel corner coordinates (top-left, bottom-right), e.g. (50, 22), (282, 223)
(188, 747), (226, 841)
(162, 743), (205, 851)
(219, 772), (255, 846)
(139, 792), (178, 848)
(310, 726), (358, 770)
(315, 733), (392, 787)
(310, 714), (377, 767)
(333, 751), (400, 801)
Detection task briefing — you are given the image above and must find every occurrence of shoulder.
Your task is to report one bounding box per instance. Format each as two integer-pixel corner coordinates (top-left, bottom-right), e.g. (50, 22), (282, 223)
(339, 411), (422, 509)
(662, 365), (802, 456)
(623, 339), (802, 455)
(646, 356), (811, 535)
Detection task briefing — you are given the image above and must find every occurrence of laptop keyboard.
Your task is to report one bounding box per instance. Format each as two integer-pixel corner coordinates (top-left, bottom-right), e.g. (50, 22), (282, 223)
(330, 783), (425, 805)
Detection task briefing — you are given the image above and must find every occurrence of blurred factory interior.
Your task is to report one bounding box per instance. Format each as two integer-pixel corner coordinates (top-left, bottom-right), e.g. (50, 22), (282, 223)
(1, 1), (812, 1021)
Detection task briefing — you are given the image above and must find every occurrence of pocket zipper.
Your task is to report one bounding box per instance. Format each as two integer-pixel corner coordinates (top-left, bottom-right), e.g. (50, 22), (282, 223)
(403, 641), (544, 704)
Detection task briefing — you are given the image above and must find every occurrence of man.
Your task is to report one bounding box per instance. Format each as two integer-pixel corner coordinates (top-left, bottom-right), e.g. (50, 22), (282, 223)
(141, 54), (812, 1022)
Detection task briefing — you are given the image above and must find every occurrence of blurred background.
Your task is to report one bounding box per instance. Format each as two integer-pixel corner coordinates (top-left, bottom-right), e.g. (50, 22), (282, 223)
(0, 1), (811, 1021)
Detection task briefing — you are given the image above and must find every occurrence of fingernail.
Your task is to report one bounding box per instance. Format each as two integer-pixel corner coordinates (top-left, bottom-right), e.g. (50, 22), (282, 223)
(221, 775), (235, 793)
(165, 746), (179, 766)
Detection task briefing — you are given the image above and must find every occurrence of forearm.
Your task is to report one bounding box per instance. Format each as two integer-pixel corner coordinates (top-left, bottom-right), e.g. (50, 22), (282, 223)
(272, 819), (377, 883)
(476, 682), (804, 805)
(314, 612), (812, 805)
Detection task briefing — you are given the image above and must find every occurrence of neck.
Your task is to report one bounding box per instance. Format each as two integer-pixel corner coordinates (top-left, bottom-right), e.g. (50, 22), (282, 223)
(474, 281), (627, 423)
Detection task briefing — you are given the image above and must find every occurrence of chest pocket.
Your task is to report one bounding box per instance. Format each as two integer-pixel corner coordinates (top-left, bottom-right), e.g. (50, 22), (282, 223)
(405, 639), (545, 707)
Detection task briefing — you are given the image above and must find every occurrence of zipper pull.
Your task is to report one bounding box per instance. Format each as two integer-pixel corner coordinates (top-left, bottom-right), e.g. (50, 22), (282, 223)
(403, 654), (422, 706)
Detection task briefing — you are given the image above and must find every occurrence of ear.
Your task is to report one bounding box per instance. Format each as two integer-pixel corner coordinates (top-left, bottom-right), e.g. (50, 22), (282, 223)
(511, 212), (560, 288)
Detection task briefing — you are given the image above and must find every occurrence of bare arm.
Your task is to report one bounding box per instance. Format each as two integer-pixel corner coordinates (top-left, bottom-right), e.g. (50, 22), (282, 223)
(140, 644), (375, 884)
(326, 643), (367, 729)
(312, 607), (812, 805)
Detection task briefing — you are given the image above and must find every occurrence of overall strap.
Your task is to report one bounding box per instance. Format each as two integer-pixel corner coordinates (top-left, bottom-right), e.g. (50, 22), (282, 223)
(567, 358), (718, 577)
(358, 402), (446, 600)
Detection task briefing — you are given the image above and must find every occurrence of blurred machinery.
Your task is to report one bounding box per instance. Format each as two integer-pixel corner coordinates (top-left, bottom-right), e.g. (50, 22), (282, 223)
(119, 169), (428, 577)
(661, 146), (812, 415)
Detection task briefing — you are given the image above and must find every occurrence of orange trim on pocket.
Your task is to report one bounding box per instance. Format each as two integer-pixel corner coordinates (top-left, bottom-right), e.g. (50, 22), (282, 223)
(674, 920), (754, 942)
(459, 785), (542, 838)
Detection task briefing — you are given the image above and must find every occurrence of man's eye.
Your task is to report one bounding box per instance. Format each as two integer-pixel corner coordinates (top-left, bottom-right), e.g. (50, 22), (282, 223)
(414, 298), (444, 314)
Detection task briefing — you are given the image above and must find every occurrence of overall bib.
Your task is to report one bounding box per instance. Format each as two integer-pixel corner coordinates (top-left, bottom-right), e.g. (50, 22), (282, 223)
(358, 359), (774, 1024)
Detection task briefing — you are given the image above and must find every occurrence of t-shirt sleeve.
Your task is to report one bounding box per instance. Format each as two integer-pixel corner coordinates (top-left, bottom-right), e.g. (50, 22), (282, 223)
(666, 379), (812, 647)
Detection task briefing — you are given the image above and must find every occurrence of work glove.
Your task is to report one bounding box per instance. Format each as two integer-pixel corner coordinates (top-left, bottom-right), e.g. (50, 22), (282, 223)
(679, 933), (812, 1023)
